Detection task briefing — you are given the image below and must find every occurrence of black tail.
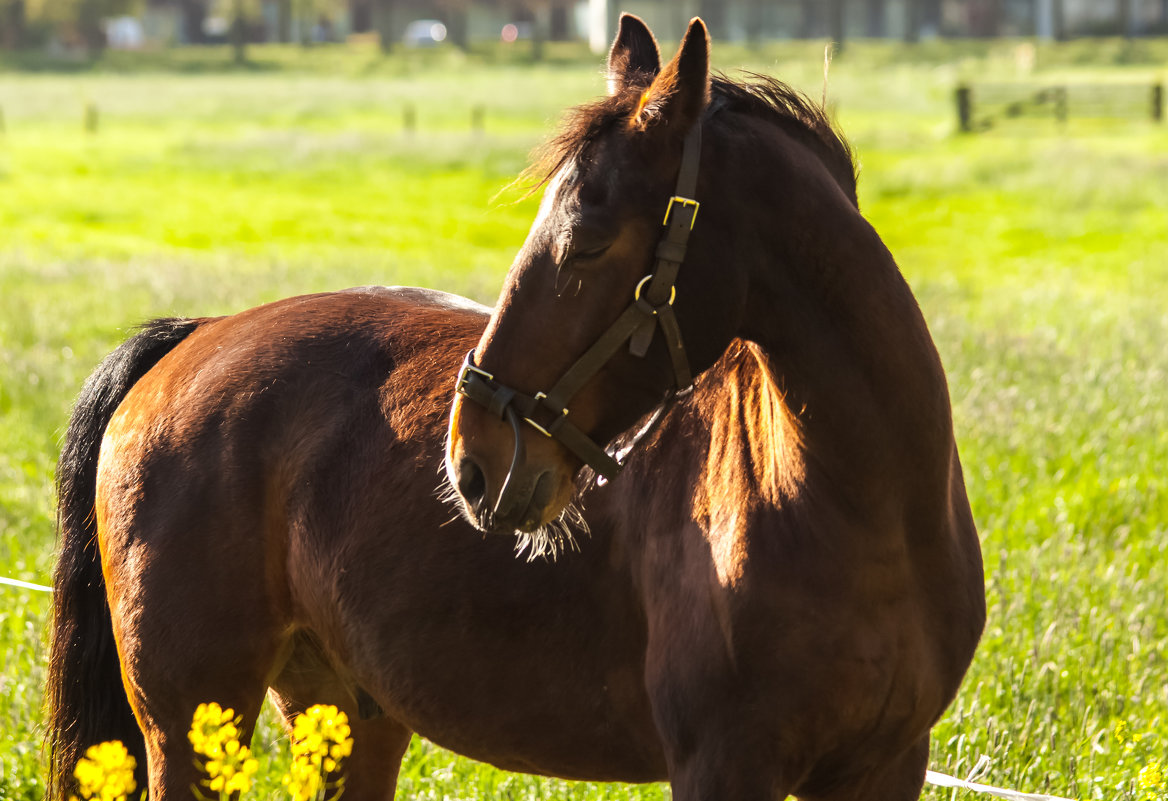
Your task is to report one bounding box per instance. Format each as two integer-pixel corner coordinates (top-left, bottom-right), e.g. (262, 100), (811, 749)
(46, 318), (204, 801)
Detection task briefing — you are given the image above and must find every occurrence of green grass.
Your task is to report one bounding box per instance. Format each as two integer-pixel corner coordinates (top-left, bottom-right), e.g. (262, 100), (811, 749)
(2, 40), (1168, 801)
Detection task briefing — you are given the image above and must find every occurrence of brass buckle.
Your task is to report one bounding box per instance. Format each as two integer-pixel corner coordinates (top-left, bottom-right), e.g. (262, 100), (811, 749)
(525, 392), (568, 438)
(663, 196), (699, 230)
(634, 274), (676, 306)
(456, 360), (495, 395)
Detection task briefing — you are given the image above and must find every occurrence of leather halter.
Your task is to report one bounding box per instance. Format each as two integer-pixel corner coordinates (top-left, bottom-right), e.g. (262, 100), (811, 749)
(456, 107), (711, 515)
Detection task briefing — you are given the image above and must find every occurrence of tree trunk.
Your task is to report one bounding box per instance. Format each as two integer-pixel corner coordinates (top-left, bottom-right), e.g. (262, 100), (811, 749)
(1053, 0), (1065, 39)
(1, 0), (26, 49)
(922, 0), (942, 33)
(231, 0), (246, 64)
(530, 1), (548, 61)
(800, 0), (819, 37)
(867, 0), (886, 37)
(374, 0), (393, 52)
(549, 1), (569, 40)
(180, 0), (207, 43)
(905, 0), (921, 42)
(979, 0), (1002, 36)
(277, 0), (292, 41)
(826, 0), (844, 48)
(78, 0), (105, 56)
(698, 0), (725, 37)
(443, 3), (468, 50)
(745, 0), (764, 47)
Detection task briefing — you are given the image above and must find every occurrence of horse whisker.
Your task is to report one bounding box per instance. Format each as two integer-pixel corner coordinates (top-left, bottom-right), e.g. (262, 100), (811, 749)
(512, 498), (589, 562)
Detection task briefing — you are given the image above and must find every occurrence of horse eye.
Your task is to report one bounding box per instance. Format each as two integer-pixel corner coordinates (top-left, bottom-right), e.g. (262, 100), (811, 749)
(567, 243), (611, 263)
(559, 221), (614, 270)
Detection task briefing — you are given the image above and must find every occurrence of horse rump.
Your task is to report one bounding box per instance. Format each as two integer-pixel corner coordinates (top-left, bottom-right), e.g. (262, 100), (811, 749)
(46, 318), (204, 801)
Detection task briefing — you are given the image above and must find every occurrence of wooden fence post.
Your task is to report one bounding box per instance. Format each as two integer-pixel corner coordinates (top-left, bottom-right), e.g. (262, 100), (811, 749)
(403, 103), (416, 135)
(471, 104), (484, 135)
(1053, 86), (1067, 125)
(955, 84), (973, 132)
(84, 101), (99, 134)
(1153, 83), (1164, 123)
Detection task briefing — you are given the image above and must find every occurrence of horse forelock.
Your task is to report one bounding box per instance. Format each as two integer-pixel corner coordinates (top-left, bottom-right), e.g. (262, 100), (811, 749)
(524, 93), (636, 192)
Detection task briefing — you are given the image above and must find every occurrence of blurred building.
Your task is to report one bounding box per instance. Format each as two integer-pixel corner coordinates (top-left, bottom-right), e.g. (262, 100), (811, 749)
(10, 0), (1162, 51)
(178, 0), (1168, 47)
(580, 0), (1168, 43)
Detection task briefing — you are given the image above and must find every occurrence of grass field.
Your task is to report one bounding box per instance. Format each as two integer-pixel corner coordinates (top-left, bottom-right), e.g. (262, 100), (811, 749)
(2, 38), (1167, 801)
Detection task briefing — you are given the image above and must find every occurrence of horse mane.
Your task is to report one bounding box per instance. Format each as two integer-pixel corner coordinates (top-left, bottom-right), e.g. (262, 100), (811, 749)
(710, 73), (858, 206)
(527, 72), (858, 205)
(690, 339), (806, 588)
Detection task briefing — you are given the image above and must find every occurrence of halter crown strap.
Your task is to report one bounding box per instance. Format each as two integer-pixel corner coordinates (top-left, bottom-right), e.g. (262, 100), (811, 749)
(457, 101), (721, 491)
(626, 118), (703, 391)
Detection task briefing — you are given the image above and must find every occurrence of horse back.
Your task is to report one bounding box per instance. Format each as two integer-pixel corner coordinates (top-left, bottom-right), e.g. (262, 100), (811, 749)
(94, 287), (488, 624)
(93, 287), (668, 784)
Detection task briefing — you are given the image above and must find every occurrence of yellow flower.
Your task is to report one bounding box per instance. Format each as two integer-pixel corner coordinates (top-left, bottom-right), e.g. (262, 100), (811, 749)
(1139, 761), (1164, 791)
(188, 702), (258, 798)
(285, 705), (355, 801)
(72, 741), (137, 801)
(284, 759), (324, 801)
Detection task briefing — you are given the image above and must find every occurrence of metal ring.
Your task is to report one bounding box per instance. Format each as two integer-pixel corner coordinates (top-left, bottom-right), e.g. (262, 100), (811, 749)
(634, 275), (676, 305)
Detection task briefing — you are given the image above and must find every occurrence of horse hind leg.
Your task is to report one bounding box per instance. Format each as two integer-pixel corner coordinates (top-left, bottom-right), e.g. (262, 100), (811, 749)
(268, 632), (413, 801)
(108, 566), (292, 800)
(99, 483), (294, 797)
(112, 555), (408, 801)
(109, 583), (289, 800)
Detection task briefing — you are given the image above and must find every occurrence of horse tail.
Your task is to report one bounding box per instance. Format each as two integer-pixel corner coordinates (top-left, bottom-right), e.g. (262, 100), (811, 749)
(46, 317), (204, 801)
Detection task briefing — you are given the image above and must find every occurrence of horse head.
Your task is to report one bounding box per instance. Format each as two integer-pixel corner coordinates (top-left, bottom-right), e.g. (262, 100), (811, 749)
(445, 14), (858, 545)
(444, 15), (743, 542)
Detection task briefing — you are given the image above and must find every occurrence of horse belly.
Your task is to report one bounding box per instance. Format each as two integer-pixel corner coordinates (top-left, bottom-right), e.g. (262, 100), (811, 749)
(316, 509), (667, 783)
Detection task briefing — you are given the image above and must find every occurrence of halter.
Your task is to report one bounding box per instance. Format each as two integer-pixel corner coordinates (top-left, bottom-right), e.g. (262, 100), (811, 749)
(456, 106), (712, 518)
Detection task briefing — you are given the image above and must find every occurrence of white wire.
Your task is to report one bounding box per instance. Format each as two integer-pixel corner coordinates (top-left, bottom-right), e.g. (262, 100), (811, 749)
(0, 576), (53, 593)
(926, 770), (1077, 801)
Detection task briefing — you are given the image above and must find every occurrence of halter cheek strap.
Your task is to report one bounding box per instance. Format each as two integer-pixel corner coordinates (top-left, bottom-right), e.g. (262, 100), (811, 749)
(456, 104), (717, 507)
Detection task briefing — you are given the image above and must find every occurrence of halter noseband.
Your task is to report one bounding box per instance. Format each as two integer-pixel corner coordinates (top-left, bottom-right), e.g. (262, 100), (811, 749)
(455, 106), (713, 515)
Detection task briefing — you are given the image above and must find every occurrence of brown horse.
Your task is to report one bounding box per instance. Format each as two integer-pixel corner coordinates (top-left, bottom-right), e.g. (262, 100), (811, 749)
(46, 16), (984, 801)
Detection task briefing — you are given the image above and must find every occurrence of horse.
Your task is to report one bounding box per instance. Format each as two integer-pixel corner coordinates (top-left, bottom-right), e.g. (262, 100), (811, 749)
(46, 15), (985, 801)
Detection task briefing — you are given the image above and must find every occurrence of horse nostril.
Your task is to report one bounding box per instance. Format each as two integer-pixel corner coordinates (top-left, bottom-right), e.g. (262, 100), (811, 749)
(457, 457), (488, 515)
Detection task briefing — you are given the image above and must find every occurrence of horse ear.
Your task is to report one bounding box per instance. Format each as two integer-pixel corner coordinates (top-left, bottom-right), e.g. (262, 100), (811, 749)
(607, 14), (661, 95)
(631, 18), (710, 134)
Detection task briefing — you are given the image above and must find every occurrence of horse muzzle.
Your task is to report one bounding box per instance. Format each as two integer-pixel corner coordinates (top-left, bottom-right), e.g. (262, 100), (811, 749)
(453, 455), (559, 534)
(446, 396), (573, 535)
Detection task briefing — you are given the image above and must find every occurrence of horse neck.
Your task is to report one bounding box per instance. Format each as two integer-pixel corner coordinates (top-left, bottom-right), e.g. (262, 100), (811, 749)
(726, 152), (955, 514)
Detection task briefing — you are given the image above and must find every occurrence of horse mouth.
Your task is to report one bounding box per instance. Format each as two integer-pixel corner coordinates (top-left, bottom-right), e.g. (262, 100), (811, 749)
(471, 469), (557, 534)
(521, 471), (559, 529)
(439, 462), (587, 559)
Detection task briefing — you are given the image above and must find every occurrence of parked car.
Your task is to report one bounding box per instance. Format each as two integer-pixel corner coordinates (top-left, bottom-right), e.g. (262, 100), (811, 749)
(403, 19), (447, 46)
